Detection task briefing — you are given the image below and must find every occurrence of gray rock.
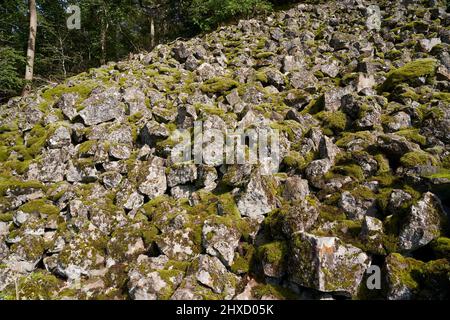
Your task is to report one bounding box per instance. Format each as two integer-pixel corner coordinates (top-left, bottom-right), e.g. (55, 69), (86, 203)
(195, 254), (238, 297)
(124, 192), (144, 211)
(237, 172), (277, 218)
(305, 159), (332, 181)
(156, 229), (196, 260)
(79, 88), (124, 126)
(319, 136), (340, 162)
(321, 60), (340, 78)
(398, 192), (446, 252)
(282, 199), (319, 235)
(366, 5), (381, 31)
(202, 218), (240, 267)
(339, 191), (377, 220)
(385, 112), (411, 132)
(289, 232), (371, 297)
(57, 93), (78, 121)
(140, 121), (170, 147)
(138, 157), (167, 199)
(418, 38), (441, 52)
(282, 176), (310, 201)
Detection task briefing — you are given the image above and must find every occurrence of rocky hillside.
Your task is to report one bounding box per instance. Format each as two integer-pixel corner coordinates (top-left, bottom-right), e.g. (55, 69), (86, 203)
(0, 0), (449, 300)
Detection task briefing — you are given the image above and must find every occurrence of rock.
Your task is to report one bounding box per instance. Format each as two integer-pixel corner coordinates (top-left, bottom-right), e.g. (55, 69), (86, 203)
(138, 157), (167, 199)
(128, 257), (183, 300)
(225, 89), (241, 106)
(197, 165), (218, 192)
(385, 112), (411, 132)
(282, 176), (310, 201)
(156, 229), (196, 260)
(57, 93), (78, 121)
(259, 241), (287, 278)
(102, 171), (123, 190)
(79, 88), (124, 126)
(321, 60), (340, 78)
(384, 252), (450, 300)
(123, 192), (144, 211)
(282, 55), (303, 73)
(398, 192), (447, 252)
(13, 211), (31, 226)
(109, 144), (131, 160)
(338, 191), (377, 220)
(167, 163), (197, 188)
(56, 231), (106, 280)
(376, 134), (420, 158)
(319, 136), (340, 162)
(173, 42), (191, 62)
(27, 149), (68, 183)
(282, 199), (319, 235)
(140, 121), (170, 147)
(289, 71), (317, 90)
(122, 87), (147, 115)
(48, 126), (71, 149)
(305, 159), (332, 181)
(170, 185), (195, 199)
(195, 254), (238, 297)
(323, 87), (352, 112)
(107, 228), (146, 262)
(289, 232), (371, 296)
(237, 172), (277, 218)
(360, 216), (384, 253)
(357, 74), (376, 92)
(202, 218), (240, 267)
(418, 38), (442, 52)
(366, 5), (381, 31)
(387, 189), (412, 214)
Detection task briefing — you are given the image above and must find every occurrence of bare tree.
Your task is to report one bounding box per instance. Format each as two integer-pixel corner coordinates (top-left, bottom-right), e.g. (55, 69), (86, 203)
(22, 0), (37, 96)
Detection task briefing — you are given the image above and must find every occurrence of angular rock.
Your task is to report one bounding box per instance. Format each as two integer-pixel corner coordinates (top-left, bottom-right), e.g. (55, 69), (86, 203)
(237, 172), (277, 218)
(398, 192), (447, 252)
(289, 232), (371, 296)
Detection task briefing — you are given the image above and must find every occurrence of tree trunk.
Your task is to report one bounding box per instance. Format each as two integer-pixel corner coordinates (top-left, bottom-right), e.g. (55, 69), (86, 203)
(150, 16), (155, 49)
(100, 8), (108, 65)
(22, 0), (37, 96)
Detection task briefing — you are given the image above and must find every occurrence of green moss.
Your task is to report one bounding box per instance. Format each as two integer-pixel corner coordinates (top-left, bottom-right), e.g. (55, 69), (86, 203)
(380, 58), (437, 91)
(0, 213), (13, 222)
(336, 131), (373, 148)
(318, 204), (346, 222)
(332, 164), (365, 181)
(425, 169), (450, 179)
(432, 92), (450, 103)
(317, 111), (347, 134)
(255, 51), (275, 59)
(4, 270), (62, 300)
(0, 179), (46, 197)
(282, 151), (314, 170)
(142, 225), (160, 247)
(252, 284), (298, 300)
(77, 140), (97, 155)
(42, 81), (97, 104)
(200, 77), (239, 94)
(25, 124), (57, 157)
(387, 253), (424, 290)
(255, 71), (268, 83)
(19, 199), (60, 216)
(431, 237), (450, 259)
(258, 241), (287, 264)
(396, 129), (426, 146)
(400, 151), (437, 168)
(231, 244), (254, 274)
